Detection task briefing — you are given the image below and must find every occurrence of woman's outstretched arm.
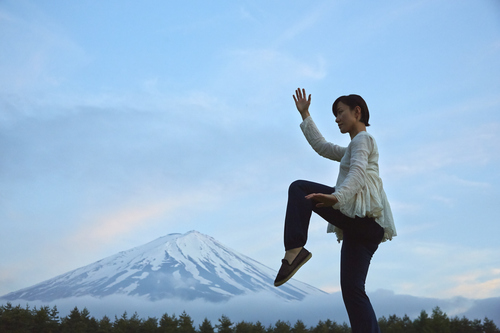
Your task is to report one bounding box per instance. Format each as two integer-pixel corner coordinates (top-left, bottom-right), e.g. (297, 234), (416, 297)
(295, 88), (346, 161)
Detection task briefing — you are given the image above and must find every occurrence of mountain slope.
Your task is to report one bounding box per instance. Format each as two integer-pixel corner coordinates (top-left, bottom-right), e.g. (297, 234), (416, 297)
(1, 231), (325, 302)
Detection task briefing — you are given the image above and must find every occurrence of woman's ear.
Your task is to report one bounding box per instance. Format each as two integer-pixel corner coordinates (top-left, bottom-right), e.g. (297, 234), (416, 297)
(354, 106), (362, 121)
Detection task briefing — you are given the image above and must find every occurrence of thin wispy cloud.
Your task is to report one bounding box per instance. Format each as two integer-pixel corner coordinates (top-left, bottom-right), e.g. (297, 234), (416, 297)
(448, 270), (500, 299)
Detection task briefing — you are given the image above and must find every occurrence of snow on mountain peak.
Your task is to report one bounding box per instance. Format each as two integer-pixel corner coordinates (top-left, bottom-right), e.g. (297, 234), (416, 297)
(1, 231), (326, 303)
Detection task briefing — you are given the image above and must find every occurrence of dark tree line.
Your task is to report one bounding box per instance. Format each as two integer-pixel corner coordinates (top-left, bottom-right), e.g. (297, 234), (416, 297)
(0, 302), (498, 333)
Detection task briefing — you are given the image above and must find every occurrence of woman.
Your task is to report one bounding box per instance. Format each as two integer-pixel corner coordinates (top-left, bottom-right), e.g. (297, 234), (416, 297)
(274, 88), (396, 333)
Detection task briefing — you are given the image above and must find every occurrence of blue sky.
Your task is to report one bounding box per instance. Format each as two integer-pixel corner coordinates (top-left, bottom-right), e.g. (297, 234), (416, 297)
(1, 0), (500, 310)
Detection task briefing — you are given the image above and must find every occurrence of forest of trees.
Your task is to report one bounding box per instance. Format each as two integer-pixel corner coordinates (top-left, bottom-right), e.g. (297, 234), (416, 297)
(0, 302), (498, 333)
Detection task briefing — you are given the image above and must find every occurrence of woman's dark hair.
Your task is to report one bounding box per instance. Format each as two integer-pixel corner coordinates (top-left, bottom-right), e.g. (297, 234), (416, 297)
(332, 94), (370, 126)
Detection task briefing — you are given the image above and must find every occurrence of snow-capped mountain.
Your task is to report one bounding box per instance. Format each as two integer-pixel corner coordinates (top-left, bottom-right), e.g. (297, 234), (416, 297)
(1, 231), (325, 302)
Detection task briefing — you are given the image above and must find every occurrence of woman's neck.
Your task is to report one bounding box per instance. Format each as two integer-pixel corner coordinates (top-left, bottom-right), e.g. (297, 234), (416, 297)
(349, 122), (367, 139)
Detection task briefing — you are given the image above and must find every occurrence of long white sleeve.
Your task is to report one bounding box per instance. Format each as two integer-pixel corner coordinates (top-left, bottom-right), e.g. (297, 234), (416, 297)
(300, 116), (346, 162)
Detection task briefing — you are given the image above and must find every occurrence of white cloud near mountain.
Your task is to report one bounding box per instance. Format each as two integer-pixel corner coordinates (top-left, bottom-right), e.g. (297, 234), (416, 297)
(3, 292), (499, 327)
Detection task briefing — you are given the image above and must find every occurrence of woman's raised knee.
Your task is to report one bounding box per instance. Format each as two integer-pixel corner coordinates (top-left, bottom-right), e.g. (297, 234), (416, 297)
(288, 180), (307, 193)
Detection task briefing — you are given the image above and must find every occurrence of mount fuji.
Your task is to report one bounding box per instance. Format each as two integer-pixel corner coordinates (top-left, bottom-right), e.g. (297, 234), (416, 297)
(1, 231), (326, 303)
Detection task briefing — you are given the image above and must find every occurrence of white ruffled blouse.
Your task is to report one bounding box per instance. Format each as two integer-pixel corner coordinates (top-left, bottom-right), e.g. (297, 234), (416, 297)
(300, 116), (396, 243)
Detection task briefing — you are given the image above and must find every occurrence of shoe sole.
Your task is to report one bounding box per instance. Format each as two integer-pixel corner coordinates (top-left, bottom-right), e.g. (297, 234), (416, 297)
(274, 252), (312, 287)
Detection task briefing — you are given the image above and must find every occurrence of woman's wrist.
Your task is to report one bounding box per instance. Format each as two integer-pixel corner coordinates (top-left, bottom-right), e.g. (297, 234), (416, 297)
(300, 110), (310, 120)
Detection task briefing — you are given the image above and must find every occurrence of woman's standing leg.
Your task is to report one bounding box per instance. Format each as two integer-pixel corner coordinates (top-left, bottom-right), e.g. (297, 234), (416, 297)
(340, 219), (384, 333)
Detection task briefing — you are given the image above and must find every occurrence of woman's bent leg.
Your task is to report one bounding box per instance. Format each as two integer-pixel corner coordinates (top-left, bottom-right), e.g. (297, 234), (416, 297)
(276, 180), (335, 287)
(283, 180), (334, 250)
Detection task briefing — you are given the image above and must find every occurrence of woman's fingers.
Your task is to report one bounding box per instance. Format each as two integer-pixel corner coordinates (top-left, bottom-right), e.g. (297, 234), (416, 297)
(295, 88), (305, 99)
(305, 193), (325, 207)
(305, 193), (320, 200)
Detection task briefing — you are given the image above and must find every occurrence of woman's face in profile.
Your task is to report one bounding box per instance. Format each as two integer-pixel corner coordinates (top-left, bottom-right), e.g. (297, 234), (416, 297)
(335, 102), (359, 134)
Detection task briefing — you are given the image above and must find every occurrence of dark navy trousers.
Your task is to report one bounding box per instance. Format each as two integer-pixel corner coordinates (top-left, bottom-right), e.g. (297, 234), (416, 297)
(284, 180), (384, 333)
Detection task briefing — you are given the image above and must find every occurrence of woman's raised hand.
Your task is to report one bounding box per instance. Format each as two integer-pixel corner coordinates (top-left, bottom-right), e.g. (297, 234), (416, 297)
(293, 88), (311, 120)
